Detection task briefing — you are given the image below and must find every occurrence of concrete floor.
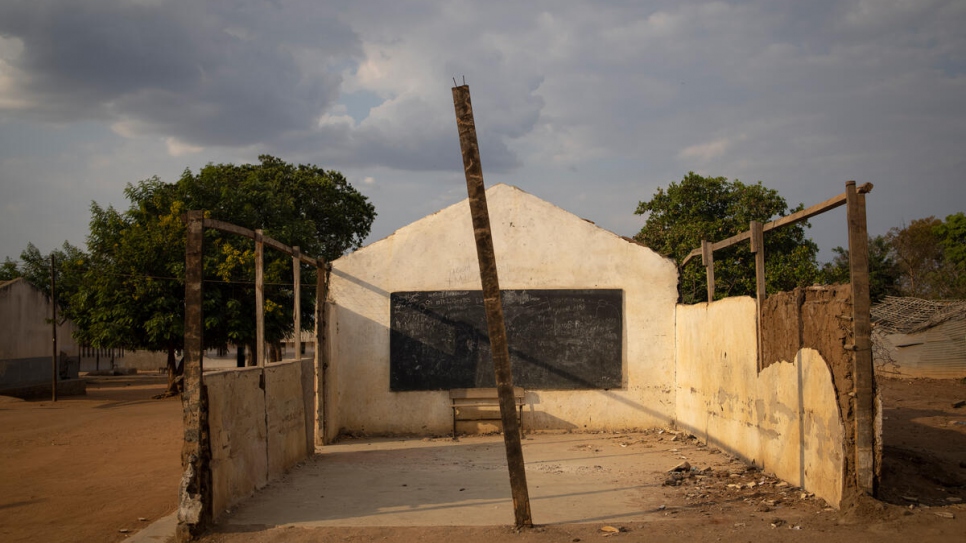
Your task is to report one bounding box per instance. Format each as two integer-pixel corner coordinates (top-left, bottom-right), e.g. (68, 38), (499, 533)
(217, 432), (692, 529)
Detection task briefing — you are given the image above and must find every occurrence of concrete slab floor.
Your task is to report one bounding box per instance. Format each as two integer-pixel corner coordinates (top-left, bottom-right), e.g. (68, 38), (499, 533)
(217, 431), (711, 529)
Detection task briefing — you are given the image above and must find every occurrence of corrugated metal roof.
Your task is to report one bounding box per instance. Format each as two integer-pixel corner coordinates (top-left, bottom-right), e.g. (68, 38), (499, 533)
(874, 319), (966, 379)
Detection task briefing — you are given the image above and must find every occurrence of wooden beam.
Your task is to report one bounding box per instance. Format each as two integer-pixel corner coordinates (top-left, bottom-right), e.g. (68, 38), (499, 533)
(202, 218), (323, 268)
(316, 265), (329, 446)
(452, 83), (533, 529)
(711, 230), (752, 252)
(293, 246), (301, 362)
(255, 229), (265, 367)
(680, 248), (702, 268)
(701, 240), (715, 302)
(846, 181), (876, 495)
(679, 182), (873, 268)
(763, 182), (873, 233)
(178, 210), (211, 541)
(751, 221), (766, 371)
(202, 218), (254, 240)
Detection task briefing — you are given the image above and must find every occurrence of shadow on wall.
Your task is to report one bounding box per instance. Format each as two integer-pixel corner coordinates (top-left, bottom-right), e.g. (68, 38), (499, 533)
(674, 295), (847, 508)
(329, 301), (673, 439)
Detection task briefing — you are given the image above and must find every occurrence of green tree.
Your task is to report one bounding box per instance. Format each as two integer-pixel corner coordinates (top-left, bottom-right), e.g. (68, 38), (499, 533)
(886, 217), (945, 298)
(73, 156), (376, 395)
(1, 257), (19, 281)
(635, 172), (819, 304)
(933, 212), (966, 298)
(1, 242), (88, 314)
(881, 212), (966, 300)
(818, 235), (901, 303)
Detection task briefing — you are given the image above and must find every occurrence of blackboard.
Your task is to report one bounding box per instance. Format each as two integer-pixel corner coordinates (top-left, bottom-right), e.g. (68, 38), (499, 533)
(389, 289), (623, 391)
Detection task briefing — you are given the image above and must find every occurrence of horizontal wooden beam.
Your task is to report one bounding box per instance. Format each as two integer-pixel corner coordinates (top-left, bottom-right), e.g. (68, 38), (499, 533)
(762, 182), (872, 234)
(679, 182), (872, 268)
(196, 216), (326, 268)
(681, 248), (701, 268)
(203, 218), (254, 239)
(712, 230), (752, 252)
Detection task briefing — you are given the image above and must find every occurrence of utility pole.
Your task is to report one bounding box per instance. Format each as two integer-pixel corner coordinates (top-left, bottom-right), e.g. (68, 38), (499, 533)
(50, 254), (57, 402)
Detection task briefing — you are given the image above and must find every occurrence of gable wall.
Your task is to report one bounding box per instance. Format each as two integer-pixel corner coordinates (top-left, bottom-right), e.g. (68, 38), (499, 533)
(324, 185), (678, 441)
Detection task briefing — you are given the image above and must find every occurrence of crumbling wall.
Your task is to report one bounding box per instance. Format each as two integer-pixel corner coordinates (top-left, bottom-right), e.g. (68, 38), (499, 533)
(762, 285), (859, 501)
(675, 294), (846, 507)
(206, 358), (315, 517)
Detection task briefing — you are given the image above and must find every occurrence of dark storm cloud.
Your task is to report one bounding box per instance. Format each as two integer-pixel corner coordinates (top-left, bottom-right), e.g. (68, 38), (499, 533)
(0, 0), (359, 146)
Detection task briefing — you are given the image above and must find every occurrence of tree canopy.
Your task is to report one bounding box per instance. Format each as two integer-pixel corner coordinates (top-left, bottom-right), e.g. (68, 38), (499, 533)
(817, 213), (965, 301)
(886, 213), (966, 299)
(1, 242), (87, 313)
(634, 172), (819, 304)
(818, 235), (901, 303)
(66, 155), (375, 391)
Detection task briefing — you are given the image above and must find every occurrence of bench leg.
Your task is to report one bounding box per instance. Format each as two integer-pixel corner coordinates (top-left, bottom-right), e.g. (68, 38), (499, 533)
(452, 407), (458, 440)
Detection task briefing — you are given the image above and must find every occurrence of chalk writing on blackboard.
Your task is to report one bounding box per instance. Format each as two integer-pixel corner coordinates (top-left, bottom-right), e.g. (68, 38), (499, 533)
(389, 289), (623, 391)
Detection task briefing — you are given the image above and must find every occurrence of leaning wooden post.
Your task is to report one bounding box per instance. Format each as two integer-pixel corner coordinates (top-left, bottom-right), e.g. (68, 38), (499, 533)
(255, 229), (265, 367)
(178, 210), (211, 541)
(293, 246), (301, 361)
(846, 181), (876, 495)
(750, 221), (766, 371)
(701, 240), (715, 302)
(452, 83), (533, 528)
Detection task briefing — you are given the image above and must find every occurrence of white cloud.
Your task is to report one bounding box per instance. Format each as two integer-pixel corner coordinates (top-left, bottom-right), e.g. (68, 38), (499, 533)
(678, 138), (731, 163)
(165, 137), (203, 157)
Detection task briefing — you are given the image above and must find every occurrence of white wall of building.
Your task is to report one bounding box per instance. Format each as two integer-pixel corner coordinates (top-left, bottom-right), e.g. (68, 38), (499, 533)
(324, 184), (679, 441)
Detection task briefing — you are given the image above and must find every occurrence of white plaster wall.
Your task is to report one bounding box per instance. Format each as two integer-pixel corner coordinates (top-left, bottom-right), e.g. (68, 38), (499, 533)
(326, 184), (678, 441)
(675, 297), (844, 507)
(208, 367), (268, 516)
(0, 278), (78, 361)
(207, 359), (315, 518)
(265, 360), (310, 477)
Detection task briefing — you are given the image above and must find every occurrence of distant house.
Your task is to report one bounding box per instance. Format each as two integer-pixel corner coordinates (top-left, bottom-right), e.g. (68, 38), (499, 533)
(0, 277), (82, 396)
(871, 296), (966, 379)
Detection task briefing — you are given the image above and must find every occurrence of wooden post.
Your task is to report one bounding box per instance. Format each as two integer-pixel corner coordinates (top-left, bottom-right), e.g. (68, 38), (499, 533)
(293, 246), (301, 361)
(750, 221), (766, 371)
(50, 254), (57, 402)
(701, 240), (715, 302)
(255, 230), (265, 368)
(452, 83), (533, 528)
(846, 181), (876, 495)
(315, 264), (329, 446)
(178, 210), (211, 540)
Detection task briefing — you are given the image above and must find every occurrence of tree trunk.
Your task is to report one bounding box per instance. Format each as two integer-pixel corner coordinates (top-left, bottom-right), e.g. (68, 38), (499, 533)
(270, 341), (280, 362)
(161, 344), (183, 398)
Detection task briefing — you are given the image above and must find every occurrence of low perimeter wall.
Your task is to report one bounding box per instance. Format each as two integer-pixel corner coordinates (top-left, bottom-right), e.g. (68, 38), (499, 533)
(206, 358), (315, 517)
(675, 295), (847, 508)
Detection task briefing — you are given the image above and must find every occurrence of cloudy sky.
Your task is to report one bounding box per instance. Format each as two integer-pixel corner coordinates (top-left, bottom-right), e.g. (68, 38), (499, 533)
(1, 0), (964, 264)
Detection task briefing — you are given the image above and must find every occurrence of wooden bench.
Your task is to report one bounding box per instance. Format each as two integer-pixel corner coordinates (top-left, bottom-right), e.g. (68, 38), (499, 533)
(449, 387), (525, 439)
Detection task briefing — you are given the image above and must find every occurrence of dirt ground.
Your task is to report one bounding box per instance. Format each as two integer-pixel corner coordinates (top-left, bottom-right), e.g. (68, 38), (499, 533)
(0, 375), (964, 543)
(0, 375), (182, 543)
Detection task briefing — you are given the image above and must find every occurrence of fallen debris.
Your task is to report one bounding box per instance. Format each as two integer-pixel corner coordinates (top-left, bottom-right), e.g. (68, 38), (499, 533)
(669, 461), (691, 472)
